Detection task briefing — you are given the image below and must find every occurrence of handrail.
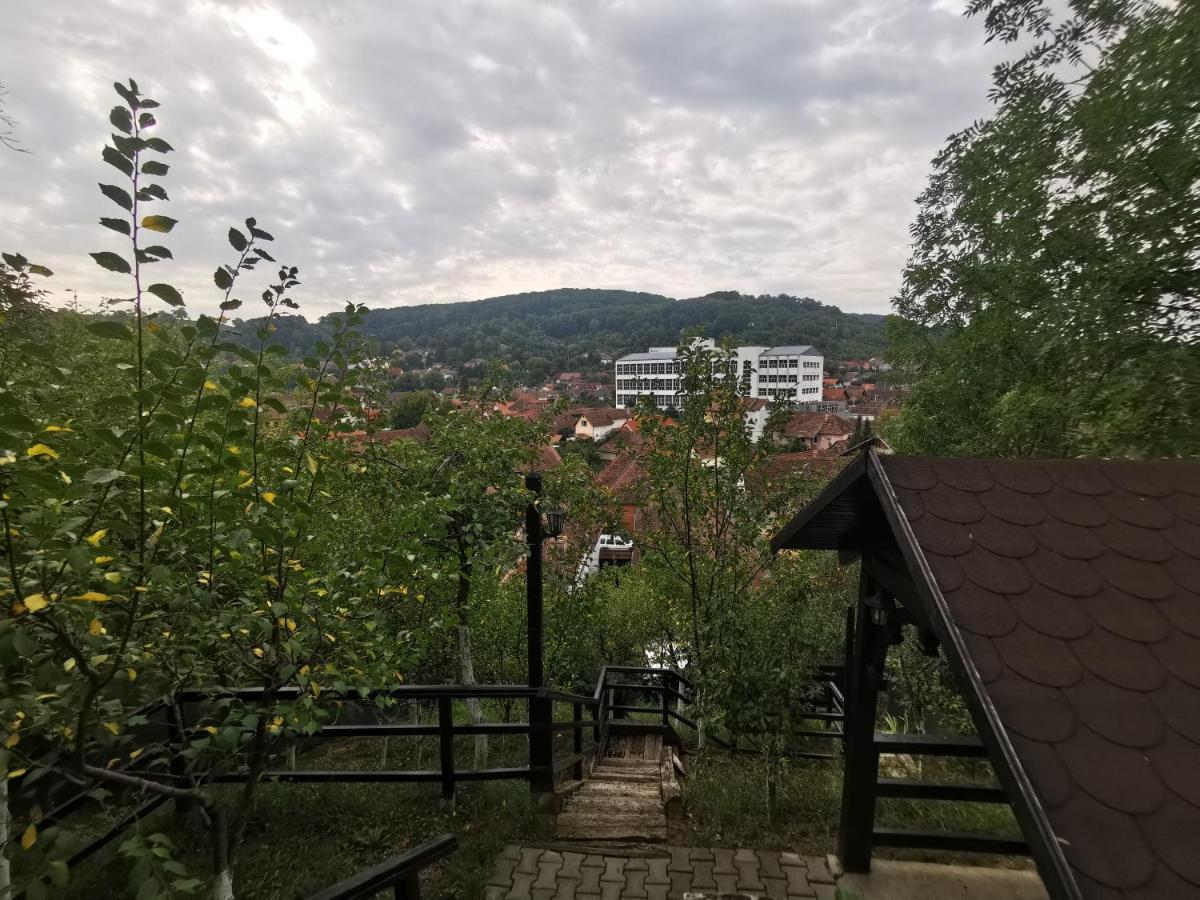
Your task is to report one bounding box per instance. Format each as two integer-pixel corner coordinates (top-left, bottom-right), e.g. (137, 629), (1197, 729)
(306, 834), (458, 900)
(177, 684), (538, 703)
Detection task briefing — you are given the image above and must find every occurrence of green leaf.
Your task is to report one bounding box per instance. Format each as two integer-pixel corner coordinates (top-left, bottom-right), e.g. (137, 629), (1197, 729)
(147, 283), (184, 307)
(2, 252), (28, 269)
(67, 545), (92, 575)
(103, 146), (134, 176)
(143, 245), (173, 260)
(87, 320), (133, 340)
(141, 216), (177, 233)
(255, 248), (276, 262)
(27, 264), (53, 277)
(138, 184), (169, 202)
(99, 183), (133, 211)
(141, 160), (169, 176)
(84, 467), (125, 484)
(214, 267), (234, 291)
(100, 217), (131, 236)
(249, 225), (274, 241)
(228, 228), (247, 252)
(145, 137), (174, 153)
(138, 112), (156, 129)
(90, 251), (132, 274)
(110, 105), (133, 134)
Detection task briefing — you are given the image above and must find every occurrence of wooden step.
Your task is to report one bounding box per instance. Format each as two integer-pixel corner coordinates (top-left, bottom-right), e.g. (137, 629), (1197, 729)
(598, 756), (661, 770)
(573, 782), (660, 800)
(590, 770), (658, 783)
(563, 795), (659, 815)
(555, 814), (667, 842)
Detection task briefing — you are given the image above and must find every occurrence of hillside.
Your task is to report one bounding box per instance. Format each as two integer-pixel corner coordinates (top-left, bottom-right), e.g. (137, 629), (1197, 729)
(236, 289), (888, 368)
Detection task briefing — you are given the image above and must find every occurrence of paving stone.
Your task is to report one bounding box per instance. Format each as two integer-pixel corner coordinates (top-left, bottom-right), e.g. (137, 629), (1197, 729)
(690, 859), (716, 889)
(803, 856), (835, 885)
(715, 872), (740, 894)
(560, 852), (585, 880)
(488, 856), (517, 887)
(763, 875), (788, 898)
(517, 847), (544, 875)
(553, 878), (579, 900)
(499, 844), (522, 861)
(485, 886), (508, 900)
(646, 857), (670, 884)
(779, 851), (803, 868)
(736, 858), (766, 893)
(600, 882), (623, 900)
(671, 870), (692, 897)
(533, 888), (557, 900)
(712, 848), (737, 874)
(690, 847), (715, 861)
(814, 885), (838, 900)
(624, 869), (649, 898)
(646, 883), (670, 900)
(535, 854), (565, 890)
(510, 870), (537, 900)
(578, 861), (603, 895)
(600, 857), (626, 884)
(734, 847), (758, 864)
(782, 863), (815, 898)
(668, 847), (691, 872)
(625, 857), (649, 872)
(758, 851), (785, 880)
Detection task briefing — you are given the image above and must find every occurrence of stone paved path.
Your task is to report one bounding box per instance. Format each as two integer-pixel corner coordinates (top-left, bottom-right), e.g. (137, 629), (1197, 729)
(485, 845), (840, 899)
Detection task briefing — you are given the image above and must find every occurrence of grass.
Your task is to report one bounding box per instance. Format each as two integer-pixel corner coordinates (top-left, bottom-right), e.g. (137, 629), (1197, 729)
(676, 750), (1031, 870)
(63, 729), (553, 899)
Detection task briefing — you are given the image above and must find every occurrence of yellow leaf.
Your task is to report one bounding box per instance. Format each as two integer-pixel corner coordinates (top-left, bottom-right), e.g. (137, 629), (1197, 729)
(88, 618), (106, 635)
(204, 725), (218, 734)
(311, 682), (321, 698)
(103, 721), (120, 735)
(305, 453), (318, 476)
(43, 425), (71, 433)
(104, 572), (122, 584)
(23, 593), (48, 613)
(4, 733), (18, 748)
(261, 492), (277, 505)
(239, 397), (257, 408)
(203, 380), (219, 391)
(94, 555), (114, 564)
(8, 768), (28, 779)
(285, 618), (297, 632)
(238, 477), (254, 489)
(59, 471), (72, 484)
(226, 445), (241, 455)
(25, 443), (58, 460)
(299, 665), (310, 675)
(85, 529), (108, 547)
(63, 658), (76, 672)
(126, 668), (137, 681)
(69, 591), (109, 603)
(252, 647), (264, 658)
(129, 748), (143, 759)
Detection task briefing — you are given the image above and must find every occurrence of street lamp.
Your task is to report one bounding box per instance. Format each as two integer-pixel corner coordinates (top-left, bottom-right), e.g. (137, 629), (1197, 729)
(543, 507), (567, 539)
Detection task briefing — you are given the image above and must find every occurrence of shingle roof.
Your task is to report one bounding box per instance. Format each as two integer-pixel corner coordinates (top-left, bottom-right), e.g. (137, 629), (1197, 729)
(773, 453), (1200, 899)
(882, 456), (1200, 898)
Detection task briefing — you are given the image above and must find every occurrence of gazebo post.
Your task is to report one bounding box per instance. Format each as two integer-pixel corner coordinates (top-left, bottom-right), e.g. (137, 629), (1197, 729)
(838, 567), (891, 873)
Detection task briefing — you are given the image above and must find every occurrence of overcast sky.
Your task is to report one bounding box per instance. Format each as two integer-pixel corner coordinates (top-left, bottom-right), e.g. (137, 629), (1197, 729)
(1, 1), (1007, 319)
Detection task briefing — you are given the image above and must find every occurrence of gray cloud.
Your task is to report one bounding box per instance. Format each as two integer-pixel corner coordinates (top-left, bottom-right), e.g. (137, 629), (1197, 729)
(0, 0), (1008, 319)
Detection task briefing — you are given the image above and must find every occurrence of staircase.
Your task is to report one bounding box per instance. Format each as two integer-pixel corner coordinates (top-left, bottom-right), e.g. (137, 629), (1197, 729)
(555, 732), (669, 844)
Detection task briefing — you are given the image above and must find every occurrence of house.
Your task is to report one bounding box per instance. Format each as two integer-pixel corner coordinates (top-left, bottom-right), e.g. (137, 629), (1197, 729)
(778, 412), (855, 451)
(555, 372), (583, 383)
(575, 408), (628, 441)
(597, 421), (643, 462)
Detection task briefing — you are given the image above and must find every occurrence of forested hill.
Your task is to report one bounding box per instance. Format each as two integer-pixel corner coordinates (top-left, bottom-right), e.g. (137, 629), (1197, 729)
(240, 289), (888, 366)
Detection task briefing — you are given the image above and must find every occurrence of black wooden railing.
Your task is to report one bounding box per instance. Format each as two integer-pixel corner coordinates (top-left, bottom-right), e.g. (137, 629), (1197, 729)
(868, 732), (1027, 856)
(305, 834), (458, 900)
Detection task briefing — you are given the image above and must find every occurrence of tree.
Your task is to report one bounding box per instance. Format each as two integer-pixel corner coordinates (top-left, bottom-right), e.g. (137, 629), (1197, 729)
(0, 80), (421, 900)
(889, 0), (1199, 459)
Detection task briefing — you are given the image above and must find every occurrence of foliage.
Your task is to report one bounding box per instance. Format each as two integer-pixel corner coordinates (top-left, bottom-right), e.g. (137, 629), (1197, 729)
(229, 288), (889, 376)
(889, 0), (1200, 458)
(0, 80), (424, 900)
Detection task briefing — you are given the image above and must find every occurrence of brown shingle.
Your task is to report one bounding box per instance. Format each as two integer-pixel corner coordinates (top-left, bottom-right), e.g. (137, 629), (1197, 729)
(776, 453), (1200, 898)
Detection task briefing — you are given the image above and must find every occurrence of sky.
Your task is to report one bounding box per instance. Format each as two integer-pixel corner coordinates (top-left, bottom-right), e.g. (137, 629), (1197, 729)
(1, 0), (1009, 319)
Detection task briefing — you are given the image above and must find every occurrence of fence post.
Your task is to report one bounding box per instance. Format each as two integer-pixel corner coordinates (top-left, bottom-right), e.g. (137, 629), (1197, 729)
(572, 702), (584, 781)
(394, 871), (422, 900)
(438, 695), (454, 808)
(661, 675), (670, 727)
(529, 692), (554, 796)
(839, 569), (890, 873)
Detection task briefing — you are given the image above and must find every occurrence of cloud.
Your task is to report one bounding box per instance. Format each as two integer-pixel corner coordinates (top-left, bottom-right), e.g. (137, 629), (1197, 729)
(0, 0), (1008, 319)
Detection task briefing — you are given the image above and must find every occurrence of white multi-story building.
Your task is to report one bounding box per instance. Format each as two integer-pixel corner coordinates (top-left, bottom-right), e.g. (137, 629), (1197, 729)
(614, 339), (823, 410)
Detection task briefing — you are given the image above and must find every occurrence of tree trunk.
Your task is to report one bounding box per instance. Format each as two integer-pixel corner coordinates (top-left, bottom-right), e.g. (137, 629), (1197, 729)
(455, 552), (487, 769)
(0, 765), (10, 900)
(210, 807), (234, 900)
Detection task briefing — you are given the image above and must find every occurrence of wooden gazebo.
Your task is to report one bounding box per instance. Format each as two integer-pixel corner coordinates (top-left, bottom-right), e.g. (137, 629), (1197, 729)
(772, 450), (1200, 899)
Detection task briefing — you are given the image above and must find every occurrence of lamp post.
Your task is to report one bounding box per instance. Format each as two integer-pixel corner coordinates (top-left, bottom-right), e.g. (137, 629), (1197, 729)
(524, 472), (566, 797)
